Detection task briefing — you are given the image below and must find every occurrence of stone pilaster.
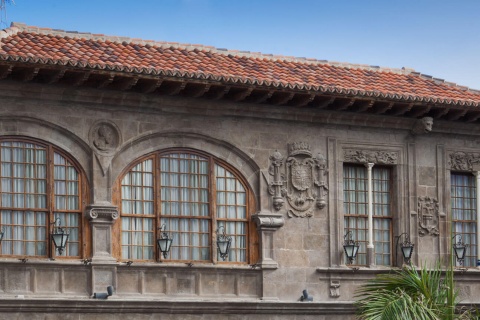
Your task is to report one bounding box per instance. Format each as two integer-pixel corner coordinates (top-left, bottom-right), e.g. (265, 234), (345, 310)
(252, 210), (285, 269)
(87, 202), (119, 264)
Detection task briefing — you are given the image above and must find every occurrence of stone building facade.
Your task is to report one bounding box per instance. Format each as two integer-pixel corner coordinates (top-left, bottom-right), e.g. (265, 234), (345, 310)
(0, 22), (479, 319)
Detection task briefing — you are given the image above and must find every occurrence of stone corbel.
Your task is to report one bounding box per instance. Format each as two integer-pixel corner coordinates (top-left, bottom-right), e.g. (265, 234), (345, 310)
(86, 202), (119, 263)
(252, 210), (285, 269)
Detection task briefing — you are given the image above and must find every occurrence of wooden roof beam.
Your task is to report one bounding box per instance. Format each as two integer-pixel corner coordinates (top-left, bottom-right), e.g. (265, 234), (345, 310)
(465, 111), (480, 123)
(335, 99), (355, 111)
(46, 69), (66, 84)
(373, 102), (394, 114)
(446, 109), (467, 121)
(315, 97), (335, 109)
(190, 83), (211, 98)
(272, 92), (295, 106)
(116, 77), (139, 91)
(19, 67), (39, 82)
(250, 90), (274, 104)
(291, 93), (316, 107)
(210, 85), (231, 100)
(165, 81), (187, 95)
(409, 105), (431, 118)
(233, 87), (253, 102)
(72, 71), (91, 86)
(97, 74), (115, 89)
(356, 100), (374, 112)
(0, 65), (13, 79)
(139, 79), (163, 93)
(431, 107), (450, 119)
(390, 103), (413, 116)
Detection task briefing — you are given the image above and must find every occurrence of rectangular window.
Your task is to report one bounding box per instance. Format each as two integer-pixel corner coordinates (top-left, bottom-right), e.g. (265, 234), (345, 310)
(344, 165), (392, 265)
(451, 173), (477, 267)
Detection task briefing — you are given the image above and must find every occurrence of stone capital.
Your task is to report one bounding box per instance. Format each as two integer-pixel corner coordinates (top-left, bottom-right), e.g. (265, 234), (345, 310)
(252, 210), (285, 230)
(87, 202), (119, 221)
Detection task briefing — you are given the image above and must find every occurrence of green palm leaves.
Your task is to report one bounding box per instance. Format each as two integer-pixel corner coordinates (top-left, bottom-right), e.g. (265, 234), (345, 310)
(355, 265), (458, 320)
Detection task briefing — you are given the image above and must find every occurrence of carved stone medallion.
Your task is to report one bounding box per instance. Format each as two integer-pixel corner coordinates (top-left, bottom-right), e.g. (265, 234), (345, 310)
(344, 149), (398, 165)
(89, 121), (122, 176)
(418, 196), (439, 237)
(268, 142), (328, 218)
(89, 121), (121, 154)
(448, 151), (480, 171)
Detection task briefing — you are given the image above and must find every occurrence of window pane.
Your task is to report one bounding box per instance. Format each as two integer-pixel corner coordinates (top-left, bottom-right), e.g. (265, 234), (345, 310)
(343, 165), (392, 266)
(451, 173), (477, 267)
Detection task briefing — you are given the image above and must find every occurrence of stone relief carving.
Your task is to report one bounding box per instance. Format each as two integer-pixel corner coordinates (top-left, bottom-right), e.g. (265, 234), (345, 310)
(448, 151), (480, 171)
(329, 280), (340, 298)
(343, 149), (398, 164)
(411, 117), (433, 135)
(88, 121), (122, 176)
(268, 142), (328, 218)
(418, 196), (439, 237)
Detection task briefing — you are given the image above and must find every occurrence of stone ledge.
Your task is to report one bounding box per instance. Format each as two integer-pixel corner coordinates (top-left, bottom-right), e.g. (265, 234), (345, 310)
(0, 299), (357, 315)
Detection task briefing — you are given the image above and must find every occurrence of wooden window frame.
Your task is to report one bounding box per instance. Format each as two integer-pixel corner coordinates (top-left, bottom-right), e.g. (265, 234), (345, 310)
(113, 148), (258, 265)
(0, 136), (89, 259)
(451, 172), (477, 267)
(343, 164), (393, 266)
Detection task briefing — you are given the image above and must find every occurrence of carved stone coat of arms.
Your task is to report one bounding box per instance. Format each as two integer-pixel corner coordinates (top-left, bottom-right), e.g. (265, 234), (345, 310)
(268, 142), (328, 218)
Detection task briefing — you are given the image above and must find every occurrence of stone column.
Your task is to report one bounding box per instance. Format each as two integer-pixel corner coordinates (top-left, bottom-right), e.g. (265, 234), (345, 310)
(87, 202), (119, 263)
(365, 163), (375, 266)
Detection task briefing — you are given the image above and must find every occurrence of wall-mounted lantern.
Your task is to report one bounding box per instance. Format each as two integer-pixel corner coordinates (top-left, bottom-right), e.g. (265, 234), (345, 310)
(216, 226), (232, 261)
(157, 223), (173, 259)
(51, 218), (69, 255)
(452, 234), (468, 266)
(343, 230), (359, 265)
(395, 233), (414, 265)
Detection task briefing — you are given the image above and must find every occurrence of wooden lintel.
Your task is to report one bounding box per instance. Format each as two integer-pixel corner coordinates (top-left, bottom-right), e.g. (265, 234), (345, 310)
(273, 92), (295, 106)
(446, 109), (467, 121)
(432, 107), (450, 119)
(356, 100), (374, 112)
(465, 112), (480, 123)
(142, 79), (163, 93)
(292, 94), (316, 107)
(212, 86), (231, 100)
(0, 65), (13, 79)
(335, 99), (355, 111)
(97, 74), (115, 89)
(410, 105), (431, 117)
(191, 83), (211, 98)
(22, 68), (40, 82)
(374, 102), (394, 114)
(251, 90), (274, 104)
(391, 103), (413, 116)
(315, 97), (335, 109)
(167, 82), (187, 95)
(73, 71), (91, 86)
(47, 69), (66, 84)
(119, 77), (139, 91)
(233, 87), (253, 102)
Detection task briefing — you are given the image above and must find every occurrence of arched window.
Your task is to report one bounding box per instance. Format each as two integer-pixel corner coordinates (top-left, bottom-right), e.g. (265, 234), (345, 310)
(117, 150), (256, 263)
(0, 138), (87, 258)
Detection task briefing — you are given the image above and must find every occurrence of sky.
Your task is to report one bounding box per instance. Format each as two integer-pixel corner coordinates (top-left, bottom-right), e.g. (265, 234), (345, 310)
(2, 0), (480, 89)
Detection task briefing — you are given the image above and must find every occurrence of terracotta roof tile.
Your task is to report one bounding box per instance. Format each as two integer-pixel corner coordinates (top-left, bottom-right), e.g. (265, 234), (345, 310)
(0, 22), (480, 106)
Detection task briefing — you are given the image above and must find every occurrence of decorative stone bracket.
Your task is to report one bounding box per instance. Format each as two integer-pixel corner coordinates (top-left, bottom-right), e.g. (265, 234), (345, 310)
(268, 142), (329, 218)
(252, 210), (285, 269)
(87, 202), (119, 263)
